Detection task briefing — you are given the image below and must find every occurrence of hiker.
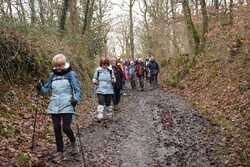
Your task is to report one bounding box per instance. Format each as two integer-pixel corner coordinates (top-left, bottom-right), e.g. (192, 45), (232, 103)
(145, 58), (150, 81)
(93, 58), (115, 121)
(136, 58), (148, 91)
(110, 57), (124, 111)
(36, 54), (81, 163)
(123, 63), (129, 81)
(147, 56), (160, 89)
(128, 61), (137, 90)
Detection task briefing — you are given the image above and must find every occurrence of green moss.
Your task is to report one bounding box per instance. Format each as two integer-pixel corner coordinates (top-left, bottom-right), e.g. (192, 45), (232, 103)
(188, 57), (197, 69)
(2, 112), (12, 120)
(211, 71), (218, 78)
(178, 84), (185, 90)
(164, 79), (177, 88)
(18, 154), (30, 163)
(0, 124), (16, 138)
(189, 101), (197, 107)
(207, 127), (216, 134)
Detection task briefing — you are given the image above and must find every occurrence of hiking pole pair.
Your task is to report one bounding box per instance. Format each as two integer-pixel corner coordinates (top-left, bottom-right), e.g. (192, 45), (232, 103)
(31, 80), (41, 150)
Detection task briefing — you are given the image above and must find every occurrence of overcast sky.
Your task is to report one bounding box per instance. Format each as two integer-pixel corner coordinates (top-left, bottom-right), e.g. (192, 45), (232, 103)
(107, 0), (143, 57)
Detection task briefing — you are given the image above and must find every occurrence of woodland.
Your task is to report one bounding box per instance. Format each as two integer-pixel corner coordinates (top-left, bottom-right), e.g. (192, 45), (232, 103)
(0, 0), (249, 166)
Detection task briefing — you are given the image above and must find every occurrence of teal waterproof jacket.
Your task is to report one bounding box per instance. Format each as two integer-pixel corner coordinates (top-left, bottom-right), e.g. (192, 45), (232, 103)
(92, 66), (114, 95)
(40, 63), (81, 114)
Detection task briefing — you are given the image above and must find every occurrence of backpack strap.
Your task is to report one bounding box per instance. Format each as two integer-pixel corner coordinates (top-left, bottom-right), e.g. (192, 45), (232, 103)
(49, 71), (73, 91)
(96, 69), (113, 81)
(49, 72), (55, 81)
(97, 71), (100, 80)
(109, 69), (112, 80)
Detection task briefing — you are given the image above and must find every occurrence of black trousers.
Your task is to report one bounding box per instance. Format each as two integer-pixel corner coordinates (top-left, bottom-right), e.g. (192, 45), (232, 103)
(98, 94), (112, 106)
(137, 75), (144, 89)
(51, 113), (76, 153)
(130, 76), (136, 89)
(150, 74), (158, 87)
(113, 88), (121, 105)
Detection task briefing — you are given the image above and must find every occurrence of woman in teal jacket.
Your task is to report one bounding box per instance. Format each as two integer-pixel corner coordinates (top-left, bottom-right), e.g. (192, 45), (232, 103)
(36, 54), (81, 163)
(93, 58), (115, 121)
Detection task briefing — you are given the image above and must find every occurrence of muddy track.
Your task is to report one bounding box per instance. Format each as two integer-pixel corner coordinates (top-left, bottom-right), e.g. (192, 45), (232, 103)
(42, 84), (220, 167)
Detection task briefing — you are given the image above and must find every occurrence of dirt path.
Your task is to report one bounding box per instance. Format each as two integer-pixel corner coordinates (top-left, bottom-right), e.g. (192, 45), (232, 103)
(42, 83), (220, 167)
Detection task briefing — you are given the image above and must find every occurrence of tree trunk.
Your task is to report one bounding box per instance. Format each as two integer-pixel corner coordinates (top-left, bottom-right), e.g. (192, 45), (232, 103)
(82, 0), (91, 35)
(38, 0), (45, 25)
(214, 0), (219, 10)
(19, 0), (26, 23)
(59, 0), (70, 32)
(129, 0), (135, 60)
(200, 0), (208, 52)
(69, 0), (77, 34)
(29, 0), (36, 25)
(170, 0), (180, 55)
(49, 0), (54, 25)
(0, 1), (5, 15)
(182, 0), (200, 55)
(6, 0), (13, 19)
(229, 0), (233, 25)
(143, 0), (153, 57)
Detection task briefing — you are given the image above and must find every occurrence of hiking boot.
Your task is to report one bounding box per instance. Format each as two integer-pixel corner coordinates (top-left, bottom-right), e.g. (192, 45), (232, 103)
(106, 106), (113, 120)
(114, 105), (118, 111)
(106, 112), (113, 120)
(52, 152), (64, 163)
(97, 113), (103, 121)
(97, 105), (104, 121)
(71, 142), (79, 154)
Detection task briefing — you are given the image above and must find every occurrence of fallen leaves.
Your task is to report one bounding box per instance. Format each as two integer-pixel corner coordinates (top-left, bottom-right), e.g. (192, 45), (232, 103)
(160, 52), (250, 166)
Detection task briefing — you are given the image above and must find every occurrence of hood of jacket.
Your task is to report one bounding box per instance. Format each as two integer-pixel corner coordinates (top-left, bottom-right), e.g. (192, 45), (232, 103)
(52, 63), (72, 76)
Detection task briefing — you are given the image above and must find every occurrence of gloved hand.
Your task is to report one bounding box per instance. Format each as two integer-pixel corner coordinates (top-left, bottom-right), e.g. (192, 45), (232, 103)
(71, 99), (78, 108)
(36, 82), (42, 91)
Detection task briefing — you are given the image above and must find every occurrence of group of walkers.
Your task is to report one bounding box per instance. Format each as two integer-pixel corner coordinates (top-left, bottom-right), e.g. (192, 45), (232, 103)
(35, 54), (160, 163)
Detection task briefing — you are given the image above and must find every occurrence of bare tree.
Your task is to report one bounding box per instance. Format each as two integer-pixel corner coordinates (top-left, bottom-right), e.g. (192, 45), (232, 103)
(29, 0), (36, 25)
(38, 0), (45, 25)
(129, 0), (136, 59)
(200, 0), (208, 52)
(69, 0), (77, 34)
(59, 0), (70, 32)
(6, 0), (13, 19)
(82, 0), (91, 35)
(229, 0), (233, 25)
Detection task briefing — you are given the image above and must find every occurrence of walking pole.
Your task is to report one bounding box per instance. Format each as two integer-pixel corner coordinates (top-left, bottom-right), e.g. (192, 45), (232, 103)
(113, 83), (117, 121)
(91, 85), (97, 123)
(31, 80), (40, 150)
(75, 119), (86, 167)
(72, 101), (87, 166)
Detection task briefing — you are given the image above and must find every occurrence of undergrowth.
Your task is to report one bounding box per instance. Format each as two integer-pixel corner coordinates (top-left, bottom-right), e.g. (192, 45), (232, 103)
(0, 16), (93, 97)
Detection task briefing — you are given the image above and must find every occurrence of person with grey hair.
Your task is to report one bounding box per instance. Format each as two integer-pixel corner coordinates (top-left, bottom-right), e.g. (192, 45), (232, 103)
(147, 56), (160, 89)
(110, 57), (124, 111)
(36, 54), (81, 163)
